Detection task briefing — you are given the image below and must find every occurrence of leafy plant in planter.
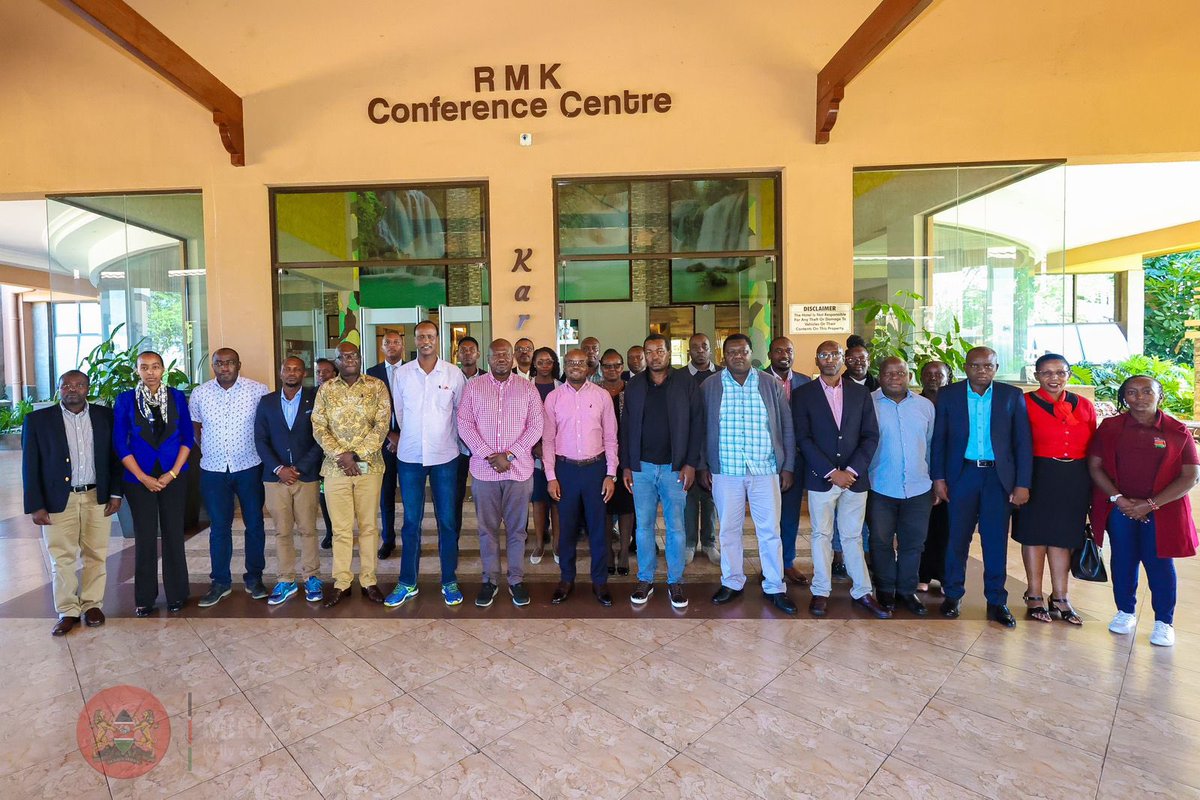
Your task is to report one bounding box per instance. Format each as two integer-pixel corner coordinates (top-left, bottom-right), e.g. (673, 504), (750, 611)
(1070, 355), (1193, 418)
(853, 290), (974, 376)
(82, 323), (193, 406)
(0, 398), (34, 434)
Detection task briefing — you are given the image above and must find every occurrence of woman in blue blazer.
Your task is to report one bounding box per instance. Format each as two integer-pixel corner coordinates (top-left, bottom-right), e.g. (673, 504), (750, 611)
(113, 352), (194, 616)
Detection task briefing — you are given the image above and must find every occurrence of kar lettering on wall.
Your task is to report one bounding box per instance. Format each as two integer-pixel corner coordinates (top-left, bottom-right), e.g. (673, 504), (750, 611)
(513, 247), (532, 330)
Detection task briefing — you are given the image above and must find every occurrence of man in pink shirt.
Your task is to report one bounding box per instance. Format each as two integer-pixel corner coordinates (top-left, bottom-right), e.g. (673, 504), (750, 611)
(543, 348), (618, 606)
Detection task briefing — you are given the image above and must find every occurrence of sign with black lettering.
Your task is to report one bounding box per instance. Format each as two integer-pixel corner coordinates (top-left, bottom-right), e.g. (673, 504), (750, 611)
(790, 303), (852, 335)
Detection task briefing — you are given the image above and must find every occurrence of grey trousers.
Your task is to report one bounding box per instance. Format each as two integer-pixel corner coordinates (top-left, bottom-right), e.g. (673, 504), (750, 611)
(473, 477), (533, 586)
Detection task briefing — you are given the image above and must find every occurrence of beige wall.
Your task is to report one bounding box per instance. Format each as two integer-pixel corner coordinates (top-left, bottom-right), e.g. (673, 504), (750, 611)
(3, 0), (1200, 384)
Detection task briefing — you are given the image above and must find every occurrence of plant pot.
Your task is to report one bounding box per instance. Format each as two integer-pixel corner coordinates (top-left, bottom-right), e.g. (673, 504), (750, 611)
(0, 431), (21, 451)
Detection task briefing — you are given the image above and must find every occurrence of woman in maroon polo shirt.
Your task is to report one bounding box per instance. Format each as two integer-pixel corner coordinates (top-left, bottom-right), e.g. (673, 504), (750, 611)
(1088, 375), (1200, 648)
(1013, 354), (1097, 624)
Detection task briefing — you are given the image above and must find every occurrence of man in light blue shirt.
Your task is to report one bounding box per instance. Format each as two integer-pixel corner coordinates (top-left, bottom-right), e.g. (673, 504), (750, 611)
(867, 357), (936, 616)
(964, 381), (995, 461)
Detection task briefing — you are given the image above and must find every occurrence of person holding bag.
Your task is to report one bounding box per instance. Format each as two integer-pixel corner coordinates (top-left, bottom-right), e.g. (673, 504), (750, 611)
(1088, 375), (1200, 647)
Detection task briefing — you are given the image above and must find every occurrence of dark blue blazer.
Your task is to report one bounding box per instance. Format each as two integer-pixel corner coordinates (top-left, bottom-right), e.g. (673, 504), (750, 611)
(930, 380), (1033, 493)
(22, 403), (122, 514)
(113, 387), (195, 481)
(254, 387), (322, 482)
(366, 362), (400, 434)
(791, 378), (879, 493)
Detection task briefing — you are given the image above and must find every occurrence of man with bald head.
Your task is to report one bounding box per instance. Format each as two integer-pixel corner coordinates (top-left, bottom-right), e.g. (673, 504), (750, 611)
(457, 339), (544, 607)
(622, 345), (645, 381)
(867, 357), (936, 616)
(255, 357), (324, 604)
(931, 346), (1032, 627)
(581, 336), (603, 383)
(191, 347), (271, 608)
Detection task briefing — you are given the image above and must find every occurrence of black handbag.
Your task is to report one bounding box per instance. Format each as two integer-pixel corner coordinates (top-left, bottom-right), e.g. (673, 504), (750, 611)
(1071, 524), (1108, 582)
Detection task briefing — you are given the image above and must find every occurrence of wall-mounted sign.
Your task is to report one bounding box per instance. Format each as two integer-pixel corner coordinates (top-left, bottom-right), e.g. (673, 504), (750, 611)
(368, 64), (673, 125)
(789, 303), (852, 335)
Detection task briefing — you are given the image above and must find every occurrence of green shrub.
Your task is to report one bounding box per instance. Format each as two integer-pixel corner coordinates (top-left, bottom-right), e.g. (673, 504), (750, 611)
(1071, 355), (1193, 418)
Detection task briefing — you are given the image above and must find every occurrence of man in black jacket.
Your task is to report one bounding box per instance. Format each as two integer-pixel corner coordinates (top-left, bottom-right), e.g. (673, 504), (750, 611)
(255, 357), (324, 605)
(366, 328), (404, 559)
(620, 333), (701, 609)
(22, 370), (122, 635)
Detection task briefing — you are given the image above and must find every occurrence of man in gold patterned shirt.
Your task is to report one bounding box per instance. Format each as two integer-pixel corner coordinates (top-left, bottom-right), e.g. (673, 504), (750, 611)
(311, 341), (392, 607)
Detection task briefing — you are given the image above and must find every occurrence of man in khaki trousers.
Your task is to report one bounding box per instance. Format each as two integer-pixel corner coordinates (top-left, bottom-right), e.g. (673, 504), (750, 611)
(22, 370), (122, 636)
(255, 357), (325, 605)
(311, 342), (392, 608)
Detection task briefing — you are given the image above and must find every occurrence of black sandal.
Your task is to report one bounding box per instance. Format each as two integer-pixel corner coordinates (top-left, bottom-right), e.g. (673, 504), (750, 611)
(1050, 596), (1084, 626)
(1023, 592), (1052, 623)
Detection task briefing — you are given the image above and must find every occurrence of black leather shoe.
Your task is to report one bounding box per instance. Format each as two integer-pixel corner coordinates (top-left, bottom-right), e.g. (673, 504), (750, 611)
(809, 595), (829, 617)
(551, 581), (573, 604)
(854, 593), (893, 619)
(167, 600), (186, 614)
(361, 584), (386, 604)
(766, 592), (797, 615)
(377, 543), (394, 559)
(83, 608), (106, 627)
(988, 603), (1017, 628)
(593, 586), (613, 607)
(711, 586), (743, 605)
(940, 597), (961, 618)
(878, 592), (897, 612)
(322, 587), (352, 608)
(51, 616), (79, 636)
(134, 606), (156, 618)
(900, 594), (928, 616)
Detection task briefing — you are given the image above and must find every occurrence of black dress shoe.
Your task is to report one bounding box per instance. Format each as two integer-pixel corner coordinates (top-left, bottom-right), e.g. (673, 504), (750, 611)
(361, 584), (386, 603)
(854, 593), (893, 619)
(167, 600), (186, 613)
(83, 608), (106, 627)
(135, 606), (156, 617)
(809, 595), (829, 617)
(900, 594), (928, 616)
(593, 586), (613, 607)
(377, 543), (394, 559)
(988, 603), (1017, 628)
(711, 586), (743, 605)
(940, 597), (961, 618)
(551, 581), (573, 604)
(766, 592), (797, 615)
(322, 587), (352, 608)
(878, 592), (897, 612)
(51, 616), (79, 636)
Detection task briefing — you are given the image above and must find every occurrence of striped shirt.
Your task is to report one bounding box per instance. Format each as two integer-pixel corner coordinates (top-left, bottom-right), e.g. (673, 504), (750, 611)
(456, 372), (544, 482)
(717, 369), (776, 476)
(61, 403), (95, 487)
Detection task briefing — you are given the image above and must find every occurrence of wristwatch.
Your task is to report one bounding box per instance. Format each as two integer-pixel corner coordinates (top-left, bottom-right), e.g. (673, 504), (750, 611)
(505, 452), (515, 463)
(606, 474), (616, 480)
(1109, 493), (1123, 502)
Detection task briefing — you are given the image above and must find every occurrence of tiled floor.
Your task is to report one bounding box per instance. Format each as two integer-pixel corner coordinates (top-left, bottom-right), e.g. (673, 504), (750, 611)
(2, 450), (1198, 798)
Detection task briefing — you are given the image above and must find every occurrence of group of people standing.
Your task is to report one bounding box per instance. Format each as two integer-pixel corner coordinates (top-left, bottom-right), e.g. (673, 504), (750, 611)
(23, 323), (1197, 647)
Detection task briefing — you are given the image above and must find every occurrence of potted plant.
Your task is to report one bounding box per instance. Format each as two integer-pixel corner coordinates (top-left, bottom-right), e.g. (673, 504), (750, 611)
(0, 398), (35, 450)
(853, 290), (974, 376)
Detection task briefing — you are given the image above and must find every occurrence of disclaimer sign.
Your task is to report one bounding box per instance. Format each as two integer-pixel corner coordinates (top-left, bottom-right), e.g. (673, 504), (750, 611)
(789, 303), (852, 335)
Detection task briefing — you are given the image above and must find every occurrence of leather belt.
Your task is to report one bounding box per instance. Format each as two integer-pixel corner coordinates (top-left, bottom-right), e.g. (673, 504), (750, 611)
(70, 483), (97, 493)
(964, 459), (995, 468)
(1051, 457), (1077, 463)
(557, 454), (604, 467)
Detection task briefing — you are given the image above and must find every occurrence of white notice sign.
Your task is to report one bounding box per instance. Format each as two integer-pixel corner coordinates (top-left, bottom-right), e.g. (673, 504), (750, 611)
(789, 303), (852, 335)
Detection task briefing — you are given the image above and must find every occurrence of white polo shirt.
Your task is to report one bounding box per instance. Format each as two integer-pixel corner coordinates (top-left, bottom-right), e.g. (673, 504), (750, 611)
(392, 358), (466, 466)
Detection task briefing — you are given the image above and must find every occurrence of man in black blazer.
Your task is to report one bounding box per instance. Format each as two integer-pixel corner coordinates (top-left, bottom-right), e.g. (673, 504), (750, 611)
(931, 346), (1033, 627)
(367, 329), (405, 559)
(22, 370), (122, 636)
(763, 336), (812, 586)
(255, 357), (324, 605)
(792, 341), (889, 619)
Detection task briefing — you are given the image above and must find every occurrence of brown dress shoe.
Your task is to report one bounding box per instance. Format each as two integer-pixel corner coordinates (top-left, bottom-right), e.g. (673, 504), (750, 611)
(551, 581), (573, 604)
(83, 608), (106, 627)
(51, 616), (79, 636)
(854, 593), (893, 619)
(322, 587), (352, 608)
(809, 595), (829, 617)
(784, 567), (811, 587)
(361, 584), (385, 604)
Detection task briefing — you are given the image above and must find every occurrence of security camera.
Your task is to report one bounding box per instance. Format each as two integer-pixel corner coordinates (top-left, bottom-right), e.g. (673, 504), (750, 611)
(519, 133), (533, 146)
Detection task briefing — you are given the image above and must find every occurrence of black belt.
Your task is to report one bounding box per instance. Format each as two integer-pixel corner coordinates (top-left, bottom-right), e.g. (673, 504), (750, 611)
(70, 484), (97, 493)
(557, 454), (604, 467)
(964, 459), (994, 468)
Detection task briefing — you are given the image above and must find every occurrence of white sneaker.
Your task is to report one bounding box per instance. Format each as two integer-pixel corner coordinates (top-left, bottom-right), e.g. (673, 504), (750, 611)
(1109, 611), (1137, 635)
(684, 549), (695, 565)
(1150, 621), (1176, 647)
(702, 545), (721, 564)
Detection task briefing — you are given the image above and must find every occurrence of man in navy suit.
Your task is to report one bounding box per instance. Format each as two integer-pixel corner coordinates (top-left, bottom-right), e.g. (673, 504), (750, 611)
(255, 357), (324, 605)
(793, 340), (890, 618)
(367, 329), (404, 559)
(763, 336), (812, 586)
(931, 346), (1033, 627)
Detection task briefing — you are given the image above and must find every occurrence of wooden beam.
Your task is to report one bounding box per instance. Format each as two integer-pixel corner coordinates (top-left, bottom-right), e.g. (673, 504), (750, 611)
(816, 0), (934, 144)
(58, 0), (245, 166)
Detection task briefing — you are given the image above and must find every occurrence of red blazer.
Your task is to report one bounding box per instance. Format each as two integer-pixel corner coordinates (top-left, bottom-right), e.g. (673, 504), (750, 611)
(1089, 412), (1198, 558)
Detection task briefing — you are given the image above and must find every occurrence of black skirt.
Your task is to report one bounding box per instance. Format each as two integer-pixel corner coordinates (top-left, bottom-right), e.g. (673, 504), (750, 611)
(1012, 457), (1091, 548)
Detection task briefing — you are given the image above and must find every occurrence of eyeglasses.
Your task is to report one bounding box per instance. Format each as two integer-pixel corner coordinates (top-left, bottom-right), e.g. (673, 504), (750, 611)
(564, 360), (588, 368)
(965, 362), (996, 371)
(601, 362), (623, 369)
(1036, 370), (1069, 379)
(515, 346), (533, 353)
(725, 348), (751, 358)
(816, 352), (842, 361)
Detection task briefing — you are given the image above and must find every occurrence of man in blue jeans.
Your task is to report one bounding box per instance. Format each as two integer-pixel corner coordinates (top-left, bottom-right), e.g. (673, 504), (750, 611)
(190, 348), (270, 607)
(384, 321), (467, 608)
(619, 333), (701, 609)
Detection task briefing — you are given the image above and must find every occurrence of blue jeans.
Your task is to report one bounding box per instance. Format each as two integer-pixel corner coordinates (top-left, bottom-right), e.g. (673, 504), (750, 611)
(631, 462), (687, 584)
(398, 458), (460, 587)
(201, 465), (266, 586)
(1108, 509), (1176, 624)
(780, 480), (803, 567)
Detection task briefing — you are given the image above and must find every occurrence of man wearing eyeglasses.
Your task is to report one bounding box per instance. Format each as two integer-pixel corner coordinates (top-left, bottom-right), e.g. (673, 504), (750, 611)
(513, 338), (535, 380)
(931, 346), (1033, 627)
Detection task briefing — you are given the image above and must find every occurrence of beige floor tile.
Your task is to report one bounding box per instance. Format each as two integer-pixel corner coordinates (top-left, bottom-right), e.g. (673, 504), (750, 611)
(357, 620), (497, 691)
(809, 625), (963, 696)
(0, 749), (110, 800)
(86, 649), (240, 717)
(410, 652), (572, 748)
(109, 693), (282, 800)
(449, 618), (565, 650)
(506, 619), (649, 693)
(893, 699), (1102, 800)
(1127, 626), (1200, 674)
(245, 651), (402, 744)
(483, 696), (675, 800)
(624, 754), (757, 800)
(0, 539), (50, 582)
(394, 753), (538, 799)
(684, 696), (884, 799)
(209, 621), (351, 690)
(847, 618), (987, 653)
(580, 617), (702, 648)
(316, 617), (434, 651)
(657, 621), (801, 695)
(756, 654), (930, 752)
(715, 618), (841, 654)
(0, 688), (83, 778)
(859, 757), (987, 799)
(1121, 654), (1200, 722)
(1010, 608), (1134, 653)
(0, 618), (72, 666)
(287, 695), (474, 800)
(1098, 757), (1200, 799)
(966, 626), (1129, 696)
(935, 655), (1117, 755)
(186, 618), (311, 650)
(583, 652), (748, 751)
(0, 646), (78, 715)
(170, 749), (322, 799)
(1107, 700), (1200, 790)
(68, 617), (208, 683)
